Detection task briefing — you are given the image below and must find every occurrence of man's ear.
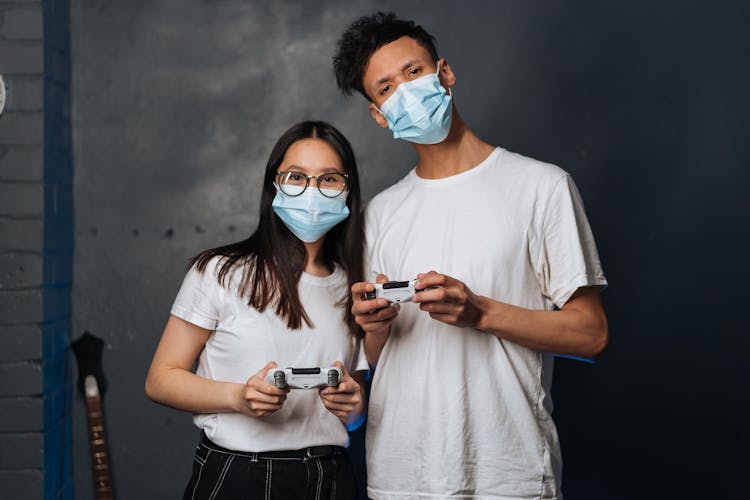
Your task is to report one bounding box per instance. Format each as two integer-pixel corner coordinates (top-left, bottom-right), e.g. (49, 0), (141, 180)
(368, 102), (389, 129)
(437, 58), (456, 89)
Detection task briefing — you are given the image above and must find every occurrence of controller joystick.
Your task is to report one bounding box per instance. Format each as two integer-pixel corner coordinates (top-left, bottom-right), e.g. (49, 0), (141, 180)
(273, 370), (287, 388)
(327, 369), (339, 387)
(265, 366), (343, 390)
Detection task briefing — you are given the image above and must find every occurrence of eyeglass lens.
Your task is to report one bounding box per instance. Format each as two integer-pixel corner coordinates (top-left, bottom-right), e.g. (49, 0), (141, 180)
(277, 171), (347, 197)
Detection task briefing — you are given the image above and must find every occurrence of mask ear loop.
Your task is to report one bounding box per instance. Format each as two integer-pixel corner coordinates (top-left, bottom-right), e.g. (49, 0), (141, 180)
(435, 60), (453, 97)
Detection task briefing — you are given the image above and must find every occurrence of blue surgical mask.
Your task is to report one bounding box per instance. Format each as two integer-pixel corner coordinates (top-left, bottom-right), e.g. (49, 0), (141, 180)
(271, 186), (350, 243)
(377, 63), (453, 144)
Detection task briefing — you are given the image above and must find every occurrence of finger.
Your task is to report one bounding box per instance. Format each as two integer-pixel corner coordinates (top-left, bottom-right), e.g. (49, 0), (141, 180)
(352, 296), (391, 314)
(354, 301), (400, 321)
(416, 270), (439, 280)
(249, 377), (290, 396)
(254, 361), (279, 380)
(376, 274), (389, 284)
(245, 389), (288, 404)
(415, 272), (449, 290)
(330, 410), (349, 419)
(321, 379), (357, 396)
(321, 396), (359, 411)
(323, 394), (359, 408)
(246, 401), (285, 412)
(320, 398), (357, 411)
(419, 300), (461, 314)
(413, 287), (450, 304)
(351, 281), (375, 298)
(330, 360), (349, 378)
(355, 304), (401, 329)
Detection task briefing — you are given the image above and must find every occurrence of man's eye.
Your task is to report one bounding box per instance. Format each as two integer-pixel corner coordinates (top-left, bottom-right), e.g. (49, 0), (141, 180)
(408, 67), (422, 76)
(379, 85), (391, 96)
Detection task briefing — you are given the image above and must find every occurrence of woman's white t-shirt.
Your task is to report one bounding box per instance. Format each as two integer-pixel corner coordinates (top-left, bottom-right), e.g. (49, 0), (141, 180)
(170, 257), (368, 452)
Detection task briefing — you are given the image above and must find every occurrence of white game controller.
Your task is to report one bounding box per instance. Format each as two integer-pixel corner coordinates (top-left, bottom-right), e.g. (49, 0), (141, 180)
(365, 279), (418, 303)
(265, 367), (342, 389)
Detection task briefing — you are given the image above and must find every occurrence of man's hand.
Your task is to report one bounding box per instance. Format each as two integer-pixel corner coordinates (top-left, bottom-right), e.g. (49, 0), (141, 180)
(318, 361), (364, 424)
(234, 361), (290, 417)
(413, 271), (484, 328)
(351, 274), (401, 366)
(350, 274), (400, 336)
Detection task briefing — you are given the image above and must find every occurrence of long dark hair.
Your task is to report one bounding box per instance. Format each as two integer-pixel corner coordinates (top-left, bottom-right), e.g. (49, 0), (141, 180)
(190, 121), (364, 337)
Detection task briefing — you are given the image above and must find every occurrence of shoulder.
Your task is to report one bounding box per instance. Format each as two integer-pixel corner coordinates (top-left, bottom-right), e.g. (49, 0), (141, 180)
(364, 170), (417, 228)
(367, 170), (416, 212)
(481, 148), (581, 213)
(494, 148), (570, 188)
(189, 253), (252, 292)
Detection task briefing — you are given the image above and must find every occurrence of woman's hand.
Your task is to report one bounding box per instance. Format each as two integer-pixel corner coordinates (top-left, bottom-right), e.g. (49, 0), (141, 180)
(318, 361), (365, 425)
(235, 361), (290, 417)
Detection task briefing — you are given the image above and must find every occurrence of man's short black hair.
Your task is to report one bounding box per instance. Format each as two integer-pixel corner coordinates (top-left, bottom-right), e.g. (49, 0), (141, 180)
(333, 11), (439, 99)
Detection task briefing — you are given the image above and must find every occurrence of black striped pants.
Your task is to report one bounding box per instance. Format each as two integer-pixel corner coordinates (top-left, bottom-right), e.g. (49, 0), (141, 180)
(182, 432), (359, 500)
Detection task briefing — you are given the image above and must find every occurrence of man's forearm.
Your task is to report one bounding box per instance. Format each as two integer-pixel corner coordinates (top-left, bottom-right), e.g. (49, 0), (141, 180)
(475, 288), (608, 357)
(363, 328), (391, 368)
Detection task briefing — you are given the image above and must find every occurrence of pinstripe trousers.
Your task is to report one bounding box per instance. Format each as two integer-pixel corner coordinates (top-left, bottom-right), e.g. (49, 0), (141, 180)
(182, 432), (359, 500)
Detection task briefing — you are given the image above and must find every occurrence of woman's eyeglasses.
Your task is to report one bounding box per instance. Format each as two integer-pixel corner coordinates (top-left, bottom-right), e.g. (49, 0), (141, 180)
(276, 170), (348, 198)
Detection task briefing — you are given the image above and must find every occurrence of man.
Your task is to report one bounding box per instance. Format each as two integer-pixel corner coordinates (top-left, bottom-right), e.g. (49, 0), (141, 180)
(333, 12), (608, 500)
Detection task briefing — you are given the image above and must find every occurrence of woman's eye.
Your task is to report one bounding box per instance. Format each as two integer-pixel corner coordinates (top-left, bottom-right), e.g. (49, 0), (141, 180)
(379, 85), (391, 96)
(289, 174), (303, 181)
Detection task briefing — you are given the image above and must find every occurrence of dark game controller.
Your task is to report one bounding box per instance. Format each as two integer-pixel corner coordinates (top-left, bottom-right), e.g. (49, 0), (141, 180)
(265, 367), (342, 389)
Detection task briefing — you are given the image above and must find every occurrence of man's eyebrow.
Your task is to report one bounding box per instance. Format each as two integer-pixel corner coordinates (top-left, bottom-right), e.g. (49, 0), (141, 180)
(374, 59), (422, 87)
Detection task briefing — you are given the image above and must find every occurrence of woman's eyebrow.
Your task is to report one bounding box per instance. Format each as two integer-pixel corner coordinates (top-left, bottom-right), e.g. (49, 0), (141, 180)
(283, 165), (345, 173)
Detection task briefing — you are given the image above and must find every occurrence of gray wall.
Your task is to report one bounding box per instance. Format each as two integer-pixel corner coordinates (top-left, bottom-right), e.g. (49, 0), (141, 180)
(69, 1), (749, 499)
(1, 1), (73, 498)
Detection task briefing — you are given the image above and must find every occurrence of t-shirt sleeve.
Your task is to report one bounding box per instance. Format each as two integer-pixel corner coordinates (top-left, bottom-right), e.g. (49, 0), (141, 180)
(170, 260), (223, 330)
(352, 340), (370, 374)
(535, 175), (608, 308)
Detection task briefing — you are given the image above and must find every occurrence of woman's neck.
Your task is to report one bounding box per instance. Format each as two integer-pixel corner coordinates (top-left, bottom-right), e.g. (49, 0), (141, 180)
(302, 238), (332, 277)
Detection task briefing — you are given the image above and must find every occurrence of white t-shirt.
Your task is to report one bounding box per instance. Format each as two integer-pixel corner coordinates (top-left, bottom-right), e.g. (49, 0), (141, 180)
(364, 147), (607, 499)
(170, 257), (369, 452)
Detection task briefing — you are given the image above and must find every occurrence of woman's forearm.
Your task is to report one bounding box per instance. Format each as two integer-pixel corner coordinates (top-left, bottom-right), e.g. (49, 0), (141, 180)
(343, 374), (368, 430)
(145, 366), (241, 414)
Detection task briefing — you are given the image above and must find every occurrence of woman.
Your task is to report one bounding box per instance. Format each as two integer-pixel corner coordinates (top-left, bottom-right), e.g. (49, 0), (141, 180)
(145, 121), (368, 499)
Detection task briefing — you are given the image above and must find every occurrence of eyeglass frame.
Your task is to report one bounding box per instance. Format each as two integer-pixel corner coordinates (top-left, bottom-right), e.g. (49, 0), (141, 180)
(275, 170), (349, 198)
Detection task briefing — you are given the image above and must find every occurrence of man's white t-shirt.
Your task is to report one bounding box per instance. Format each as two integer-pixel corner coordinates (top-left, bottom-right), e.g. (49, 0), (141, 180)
(170, 257), (368, 452)
(364, 148), (607, 499)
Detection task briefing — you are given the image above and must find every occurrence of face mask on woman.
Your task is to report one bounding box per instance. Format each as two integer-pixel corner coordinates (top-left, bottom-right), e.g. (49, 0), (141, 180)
(271, 186), (350, 243)
(375, 62), (453, 145)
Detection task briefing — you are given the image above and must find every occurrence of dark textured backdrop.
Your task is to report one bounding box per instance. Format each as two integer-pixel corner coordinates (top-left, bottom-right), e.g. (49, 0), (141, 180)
(69, 1), (749, 499)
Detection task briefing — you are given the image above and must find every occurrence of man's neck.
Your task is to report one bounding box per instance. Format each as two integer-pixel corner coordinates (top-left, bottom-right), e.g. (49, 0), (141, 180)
(412, 109), (496, 179)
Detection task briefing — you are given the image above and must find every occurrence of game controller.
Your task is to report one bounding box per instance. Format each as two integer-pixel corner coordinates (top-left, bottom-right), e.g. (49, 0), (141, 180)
(265, 367), (342, 389)
(365, 279), (418, 303)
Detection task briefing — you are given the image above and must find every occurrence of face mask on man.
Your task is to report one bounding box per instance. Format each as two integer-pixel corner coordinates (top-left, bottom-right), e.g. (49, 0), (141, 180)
(376, 62), (453, 144)
(271, 186), (350, 243)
